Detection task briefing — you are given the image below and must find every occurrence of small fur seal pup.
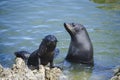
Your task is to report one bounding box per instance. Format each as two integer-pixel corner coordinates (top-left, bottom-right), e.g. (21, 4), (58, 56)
(15, 35), (58, 69)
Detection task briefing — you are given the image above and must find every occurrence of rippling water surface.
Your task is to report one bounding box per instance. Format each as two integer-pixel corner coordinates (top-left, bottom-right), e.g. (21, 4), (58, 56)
(0, 0), (120, 80)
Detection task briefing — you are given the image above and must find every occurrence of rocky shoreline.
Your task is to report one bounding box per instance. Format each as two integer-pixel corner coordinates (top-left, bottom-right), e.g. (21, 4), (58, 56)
(111, 67), (120, 80)
(0, 57), (120, 80)
(0, 58), (68, 80)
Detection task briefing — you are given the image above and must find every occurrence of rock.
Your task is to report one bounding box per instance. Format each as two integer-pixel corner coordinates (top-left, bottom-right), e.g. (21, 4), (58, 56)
(0, 58), (67, 80)
(111, 67), (120, 80)
(45, 67), (62, 80)
(0, 68), (12, 78)
(0, 64), (3, 73)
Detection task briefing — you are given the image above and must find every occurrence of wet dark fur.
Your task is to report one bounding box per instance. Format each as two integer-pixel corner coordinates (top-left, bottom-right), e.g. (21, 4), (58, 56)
(15, 35), (58, 69)
(64, 23), (94, 66)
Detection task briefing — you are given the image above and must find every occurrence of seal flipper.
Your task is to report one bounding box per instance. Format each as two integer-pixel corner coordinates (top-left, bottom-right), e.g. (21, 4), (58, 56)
(53, 48), (60, 58)
(27, 49), (40, 70)
(14, 51), (30, 63)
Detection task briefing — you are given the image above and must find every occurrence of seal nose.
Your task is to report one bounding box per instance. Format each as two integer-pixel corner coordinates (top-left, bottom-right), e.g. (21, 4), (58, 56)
(64, 23), (66, 26)
(64, 23), (70, 27)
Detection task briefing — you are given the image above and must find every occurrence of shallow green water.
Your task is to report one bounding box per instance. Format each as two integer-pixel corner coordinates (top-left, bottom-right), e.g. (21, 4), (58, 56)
(0, 0), (120, 80)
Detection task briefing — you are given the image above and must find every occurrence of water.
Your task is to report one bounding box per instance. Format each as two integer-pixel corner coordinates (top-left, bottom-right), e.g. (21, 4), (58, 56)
(0, 0), (120, 80)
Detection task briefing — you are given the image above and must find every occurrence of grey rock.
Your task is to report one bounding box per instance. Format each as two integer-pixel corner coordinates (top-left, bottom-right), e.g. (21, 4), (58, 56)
(0, 58), (67, 80)
(111, 67), (120, 80)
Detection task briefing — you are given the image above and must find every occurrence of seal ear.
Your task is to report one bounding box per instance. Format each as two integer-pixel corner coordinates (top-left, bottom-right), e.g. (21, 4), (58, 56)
(56, 39), (58, 42)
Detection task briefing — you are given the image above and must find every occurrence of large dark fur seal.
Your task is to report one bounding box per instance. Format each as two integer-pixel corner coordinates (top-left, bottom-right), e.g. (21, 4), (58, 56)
(64, 23), (94, 66)
(27, 35), (58, 69)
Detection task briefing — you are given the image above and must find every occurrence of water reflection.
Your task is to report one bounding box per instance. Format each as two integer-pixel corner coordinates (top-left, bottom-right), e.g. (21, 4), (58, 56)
(62, 61), (93, 80)
(91, 0), (119, 4)
(91, 0), (120, 10)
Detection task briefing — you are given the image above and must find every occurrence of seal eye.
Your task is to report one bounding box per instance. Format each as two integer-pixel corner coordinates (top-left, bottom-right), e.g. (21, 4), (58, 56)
(72, 23), (75, 27)
(74, 27), (80, 32)
(81, 27), (84, 30)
